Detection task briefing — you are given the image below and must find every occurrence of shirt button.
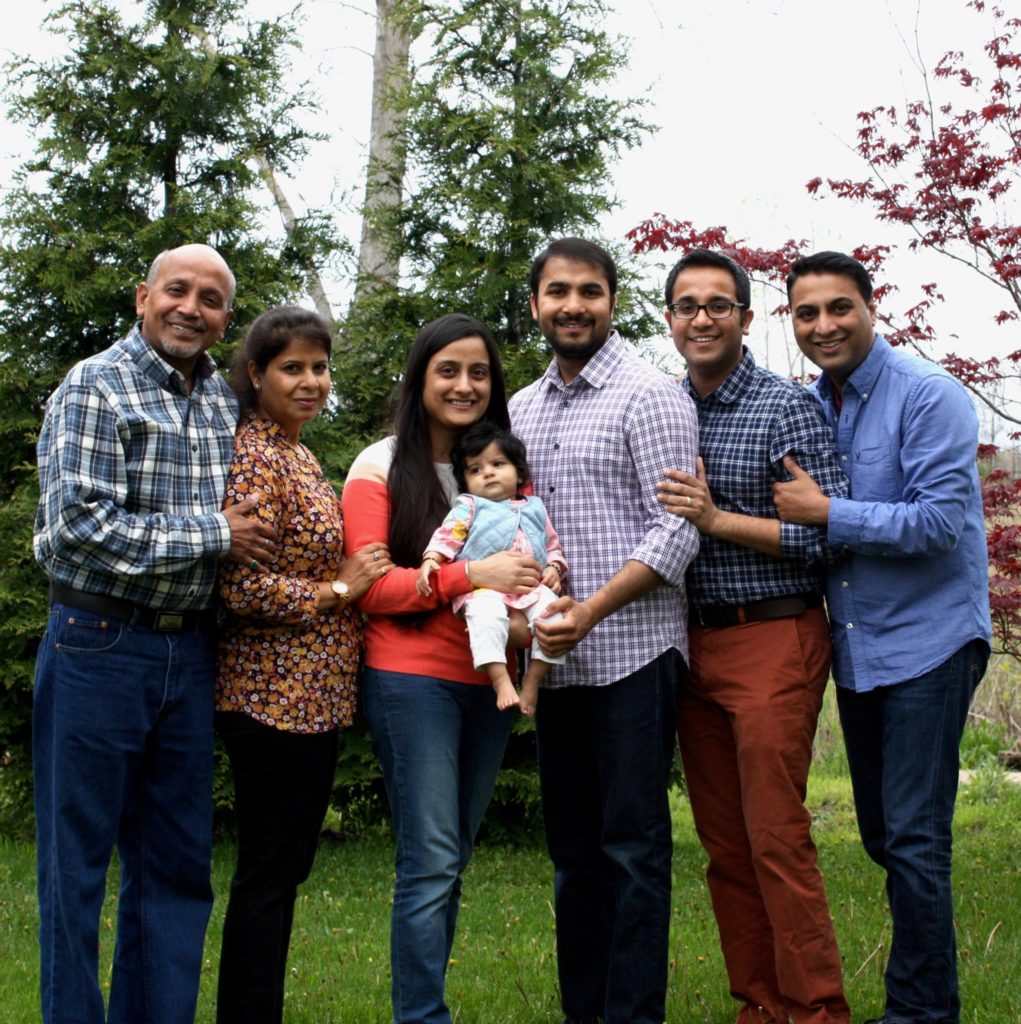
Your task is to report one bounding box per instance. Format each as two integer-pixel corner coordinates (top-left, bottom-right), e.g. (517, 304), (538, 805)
(841, 455), (848, 462)
(847, 622), (854, 629)
(549, 486), (555, 493)
(193, 493), (199, 500)
(553, 443), (560, 450)
(192, 444), (198, 452)
(841, 580), (849, 588)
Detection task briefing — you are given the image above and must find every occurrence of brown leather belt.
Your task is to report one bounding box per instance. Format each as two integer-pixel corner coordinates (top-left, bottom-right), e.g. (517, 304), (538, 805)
(49, 581), (210, 633)
(690, 592), (823, 628)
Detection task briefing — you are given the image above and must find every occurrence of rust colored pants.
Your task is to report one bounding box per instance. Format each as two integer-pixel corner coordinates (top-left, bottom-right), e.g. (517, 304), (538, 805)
(678, 609), (850, 1024)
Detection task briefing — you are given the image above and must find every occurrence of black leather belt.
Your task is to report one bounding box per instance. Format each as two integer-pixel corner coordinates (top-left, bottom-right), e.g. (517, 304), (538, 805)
(690, 592), (823, 628)
(49, 581), (210, 633)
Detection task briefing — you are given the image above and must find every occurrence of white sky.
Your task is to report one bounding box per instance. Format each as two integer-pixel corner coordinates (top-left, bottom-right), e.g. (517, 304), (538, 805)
(1, 0), (1015, 422)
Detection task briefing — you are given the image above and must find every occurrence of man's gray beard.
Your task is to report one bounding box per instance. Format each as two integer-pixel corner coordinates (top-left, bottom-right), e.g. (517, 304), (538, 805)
(158, 336), (205, 360)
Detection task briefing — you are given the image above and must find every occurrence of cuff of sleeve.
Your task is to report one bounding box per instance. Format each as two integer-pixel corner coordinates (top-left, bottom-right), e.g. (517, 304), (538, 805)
(779, 519), (828, 562)
(208, 512), (233, 557)
(826, 497), (859, 549)
(434, 560), (474, 601)
(630, 528), (697, 588)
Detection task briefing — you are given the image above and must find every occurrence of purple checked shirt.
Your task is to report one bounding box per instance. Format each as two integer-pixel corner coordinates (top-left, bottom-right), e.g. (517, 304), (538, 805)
(510, 331), (700, 688)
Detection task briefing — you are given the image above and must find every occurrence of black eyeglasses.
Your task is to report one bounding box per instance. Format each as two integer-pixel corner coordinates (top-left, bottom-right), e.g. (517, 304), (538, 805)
(667, 300), (745, 320)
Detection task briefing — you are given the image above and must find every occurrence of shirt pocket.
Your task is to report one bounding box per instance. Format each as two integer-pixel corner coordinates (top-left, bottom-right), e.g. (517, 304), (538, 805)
(849, 444), (901, 501)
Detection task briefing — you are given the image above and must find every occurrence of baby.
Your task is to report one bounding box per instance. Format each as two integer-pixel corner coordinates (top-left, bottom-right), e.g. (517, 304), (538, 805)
(417, 421), (566, 715)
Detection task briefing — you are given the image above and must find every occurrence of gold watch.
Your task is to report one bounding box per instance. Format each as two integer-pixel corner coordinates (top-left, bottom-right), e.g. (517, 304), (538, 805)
(330, 580), (351, 604)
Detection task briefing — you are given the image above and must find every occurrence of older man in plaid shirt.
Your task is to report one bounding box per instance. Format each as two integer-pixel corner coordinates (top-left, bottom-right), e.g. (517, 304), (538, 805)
(656, 249), (850, 1024)
(32, 244), (274, 1024)
(510, 238), (700, 1024)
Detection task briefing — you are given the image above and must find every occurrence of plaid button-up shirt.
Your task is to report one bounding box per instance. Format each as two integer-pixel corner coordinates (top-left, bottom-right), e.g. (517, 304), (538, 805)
(34, 325), (237, 610)
(510, 332), (700, 687)
(683, 349), (848, 608)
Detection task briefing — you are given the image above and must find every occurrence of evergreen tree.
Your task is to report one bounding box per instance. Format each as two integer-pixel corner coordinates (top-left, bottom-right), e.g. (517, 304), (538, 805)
(339, 0), (655, 459)
(0, 0), (339, 832)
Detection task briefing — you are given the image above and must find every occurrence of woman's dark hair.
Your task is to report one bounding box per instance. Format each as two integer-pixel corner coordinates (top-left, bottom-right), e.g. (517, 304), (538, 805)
(388, 313), (510, 568)
(450, 422), (530, 494)
(229, 306), (333, 414)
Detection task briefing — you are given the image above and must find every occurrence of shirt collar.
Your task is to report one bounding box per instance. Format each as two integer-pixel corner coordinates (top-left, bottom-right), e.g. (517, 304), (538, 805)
(125, 322), (219, 392)
(816, 333), (889, 404)
(540, 330), (625, 391)
(682, 346), (754, 405)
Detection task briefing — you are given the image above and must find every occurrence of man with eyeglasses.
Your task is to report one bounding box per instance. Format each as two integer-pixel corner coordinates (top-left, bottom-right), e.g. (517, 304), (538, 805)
(656, 249), (851, 1024)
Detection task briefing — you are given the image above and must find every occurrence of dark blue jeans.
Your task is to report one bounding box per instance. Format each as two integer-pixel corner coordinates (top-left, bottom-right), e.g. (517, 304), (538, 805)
(363, 668), (513, 1024)
(837, 638), (988, 1024)
(33, 603), (216, 1024)
(535, 650), (682, 1024)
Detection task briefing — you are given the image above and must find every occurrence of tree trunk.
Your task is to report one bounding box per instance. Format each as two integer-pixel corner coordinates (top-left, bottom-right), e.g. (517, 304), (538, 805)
(353, 0), (411, 301)
(255, 155), (334, 323)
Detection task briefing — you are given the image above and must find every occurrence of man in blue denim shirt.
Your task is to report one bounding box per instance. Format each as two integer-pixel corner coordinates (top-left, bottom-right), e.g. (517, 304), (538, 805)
(773, 251), (991, 1024)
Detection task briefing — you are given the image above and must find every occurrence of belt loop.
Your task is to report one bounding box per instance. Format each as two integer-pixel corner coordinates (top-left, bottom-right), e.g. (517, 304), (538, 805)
(736, 606), (747, 624)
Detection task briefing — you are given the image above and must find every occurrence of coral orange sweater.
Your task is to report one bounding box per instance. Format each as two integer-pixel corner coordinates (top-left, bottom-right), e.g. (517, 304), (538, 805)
(342, 474), (516, 684)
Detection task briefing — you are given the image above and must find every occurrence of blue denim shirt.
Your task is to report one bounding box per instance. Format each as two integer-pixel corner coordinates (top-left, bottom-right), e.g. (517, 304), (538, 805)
(812, 335), (991, 692)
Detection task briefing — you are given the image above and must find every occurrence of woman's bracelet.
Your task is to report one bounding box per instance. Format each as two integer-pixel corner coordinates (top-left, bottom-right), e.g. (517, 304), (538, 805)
(464, 560), (474, 587)
(550, 562), (565, 578)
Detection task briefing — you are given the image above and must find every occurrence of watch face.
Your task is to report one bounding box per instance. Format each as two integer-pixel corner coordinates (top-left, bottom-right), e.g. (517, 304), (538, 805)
(332, 580), (350, 599)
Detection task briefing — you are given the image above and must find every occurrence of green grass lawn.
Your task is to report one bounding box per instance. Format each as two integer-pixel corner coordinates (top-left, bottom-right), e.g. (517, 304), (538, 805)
(2, 767), (1019, 1023)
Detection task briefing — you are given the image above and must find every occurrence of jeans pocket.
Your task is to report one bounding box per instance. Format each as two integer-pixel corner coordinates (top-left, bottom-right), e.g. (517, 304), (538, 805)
(55, 611), (125, 654)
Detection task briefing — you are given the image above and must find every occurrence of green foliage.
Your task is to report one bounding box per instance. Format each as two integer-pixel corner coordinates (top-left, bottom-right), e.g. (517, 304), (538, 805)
(0, 0), (340, 830)
(337, 0), (658, 450)
(959, 718), (1010, 770)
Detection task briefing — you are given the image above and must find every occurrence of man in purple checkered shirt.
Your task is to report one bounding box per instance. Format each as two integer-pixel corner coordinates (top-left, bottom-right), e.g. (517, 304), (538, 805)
(509, 237), (700, 1024)
(656, 249), (850, 1024)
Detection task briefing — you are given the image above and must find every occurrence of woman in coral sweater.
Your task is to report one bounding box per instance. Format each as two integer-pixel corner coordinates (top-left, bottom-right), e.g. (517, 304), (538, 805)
(342, 313), (542, 1024)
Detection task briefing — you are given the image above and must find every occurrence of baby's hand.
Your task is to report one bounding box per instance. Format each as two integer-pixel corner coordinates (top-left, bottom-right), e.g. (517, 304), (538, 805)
(417, 557), (441, 597)
(542, 564), (563, 595)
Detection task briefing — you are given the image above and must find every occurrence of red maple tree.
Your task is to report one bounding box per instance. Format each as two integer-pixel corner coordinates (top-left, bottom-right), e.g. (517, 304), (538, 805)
(628, 0), (1021, 656)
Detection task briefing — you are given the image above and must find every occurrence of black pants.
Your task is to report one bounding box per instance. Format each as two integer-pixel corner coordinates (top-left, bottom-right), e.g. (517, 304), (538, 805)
(535, 651), (681, 1024)
(215, 711), (339, 1024)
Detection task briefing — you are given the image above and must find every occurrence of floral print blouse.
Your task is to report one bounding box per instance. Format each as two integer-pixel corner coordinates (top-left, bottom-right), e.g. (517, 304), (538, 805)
(215, 413), (361, 732)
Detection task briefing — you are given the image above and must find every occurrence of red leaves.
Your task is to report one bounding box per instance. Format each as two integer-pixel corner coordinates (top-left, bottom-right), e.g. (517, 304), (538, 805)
(982, 102), (1010, 119)
(628, 0), (1021, 656)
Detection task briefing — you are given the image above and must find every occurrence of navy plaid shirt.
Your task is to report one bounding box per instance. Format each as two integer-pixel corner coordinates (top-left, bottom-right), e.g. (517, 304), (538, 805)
(683, 349), (848, 608)
(510, 332), (700, 687)
(34, 325), (238, 610)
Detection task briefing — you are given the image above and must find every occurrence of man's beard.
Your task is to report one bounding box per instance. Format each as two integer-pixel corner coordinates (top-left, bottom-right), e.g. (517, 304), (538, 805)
(544, 320), (609, 362)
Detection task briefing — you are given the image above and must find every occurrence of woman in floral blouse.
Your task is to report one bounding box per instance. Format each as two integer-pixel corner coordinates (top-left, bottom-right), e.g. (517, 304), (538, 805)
(214, 306), (392, 1024)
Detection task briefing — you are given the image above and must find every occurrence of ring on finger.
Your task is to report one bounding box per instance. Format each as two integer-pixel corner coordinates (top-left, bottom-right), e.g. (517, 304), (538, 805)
(685, 495), (692, 507)
(373, 551), (380, 561)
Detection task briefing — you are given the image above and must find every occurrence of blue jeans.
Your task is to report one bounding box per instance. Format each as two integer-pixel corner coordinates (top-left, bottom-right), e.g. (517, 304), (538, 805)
(535, 650), (682, 1024)
(363, 668), (513, 1024)
(33, 603), (216, 1024)
(836, 638), (988, 1024)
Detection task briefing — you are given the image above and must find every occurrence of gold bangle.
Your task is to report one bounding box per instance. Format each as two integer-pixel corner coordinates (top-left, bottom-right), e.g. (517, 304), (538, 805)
(464, 560), (473, 587)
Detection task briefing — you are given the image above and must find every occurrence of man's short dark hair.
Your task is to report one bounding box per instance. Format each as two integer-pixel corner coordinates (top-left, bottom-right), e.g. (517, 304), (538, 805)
(786, 251), (874, 303)
(529, 238), (618, 297)
(663, 249), (751, 308)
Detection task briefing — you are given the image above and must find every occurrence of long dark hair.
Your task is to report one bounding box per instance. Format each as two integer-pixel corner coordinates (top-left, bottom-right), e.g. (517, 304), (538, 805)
(388, 313), (510, 568)
(229, 306), (333, 415)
